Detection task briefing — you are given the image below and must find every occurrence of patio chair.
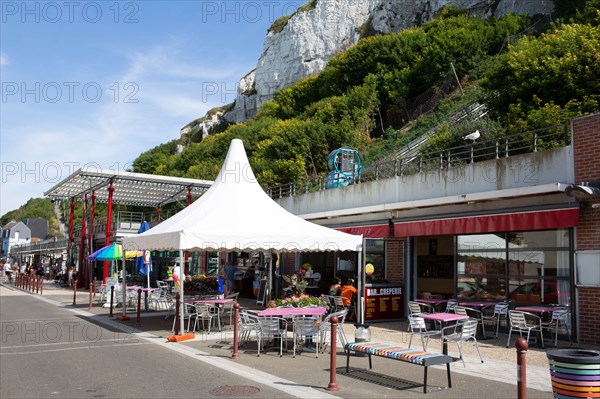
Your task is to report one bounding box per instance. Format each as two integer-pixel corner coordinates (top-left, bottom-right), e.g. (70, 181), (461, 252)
(407, 315), (440, 350)
(257, 317), (288, 357)
(331, 296), (347, 312)
(319, 309), (348, 352)
(292, 316), (320, 358)
(482, 302), (509, 337)
(239, 311), (261, 347)
(409, 301), (433, 315)
(171, 302), (196, 333)
(458, 306), (487, 339)
(542, 308), (571, 347)
(193, 303), (218, 334)
(445, 299), (459, 313)
(506, 310), (544, 348)
(440, 319), (483, 367)
(221, 292), (239, 326)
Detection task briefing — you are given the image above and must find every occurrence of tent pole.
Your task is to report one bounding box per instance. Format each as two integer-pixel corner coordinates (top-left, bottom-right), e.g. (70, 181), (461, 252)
(358, 238), (365, 324)
(121, 253), (127, 317)
(179, 249), (185, 335)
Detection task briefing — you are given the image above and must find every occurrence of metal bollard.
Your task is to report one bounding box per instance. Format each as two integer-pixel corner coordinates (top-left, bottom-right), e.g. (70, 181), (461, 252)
(36, 276), (40, 294)
(89, 283), (93, 310)
(327, 316), (340, 391)
(136, 289), (142, 327)
(231, 303), (241, 359)
(174, 294), (180, 335)
(39, 277), (43, 295)
(516, 337), (528, 399)
(109, 286), (114, 318)
(73, 279), (78, 305)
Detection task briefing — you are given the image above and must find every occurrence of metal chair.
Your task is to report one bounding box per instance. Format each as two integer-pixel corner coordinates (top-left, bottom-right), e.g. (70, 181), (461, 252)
(239, 310), (261, 347)
(319, 309), (348, 352)
(482, 302), (509, 337)
(440, 319), (484, 367)
(506, 310), (544, 348)
(407, 315), (440, 350)
(292, 316), (320, 358)
(445, 299), (459, 313)
(192, 303), (218, 334)
(542, 308), (572, 347)
(257, 317), (288, 357)
(172, 302), (196, 333)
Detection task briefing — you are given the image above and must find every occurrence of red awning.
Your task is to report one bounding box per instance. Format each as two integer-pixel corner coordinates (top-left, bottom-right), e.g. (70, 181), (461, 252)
(393, 208), (579, 237)
(336, 224), (391, 238)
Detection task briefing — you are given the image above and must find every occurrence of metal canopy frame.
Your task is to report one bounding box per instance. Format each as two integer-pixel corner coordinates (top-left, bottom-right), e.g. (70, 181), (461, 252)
(44, 168), (213, 206)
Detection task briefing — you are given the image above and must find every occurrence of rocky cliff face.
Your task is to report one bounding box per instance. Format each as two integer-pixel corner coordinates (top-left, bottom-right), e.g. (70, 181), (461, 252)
(200, 0), (554, 129)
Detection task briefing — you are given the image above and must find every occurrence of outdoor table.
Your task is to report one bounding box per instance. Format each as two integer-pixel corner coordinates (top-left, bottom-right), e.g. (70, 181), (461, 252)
(416, 298), (449, 312)
(187, 298), (233, 304)
(421, 313), (469, 355)
(515, 305), (564, 313)
(258, 306), (327, 318)
(515, 305), (565, 324)
(459, 301), (499, 309)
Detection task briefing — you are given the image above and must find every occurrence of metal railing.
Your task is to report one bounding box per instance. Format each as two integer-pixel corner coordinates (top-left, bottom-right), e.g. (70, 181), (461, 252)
(266, 123), (570, 199)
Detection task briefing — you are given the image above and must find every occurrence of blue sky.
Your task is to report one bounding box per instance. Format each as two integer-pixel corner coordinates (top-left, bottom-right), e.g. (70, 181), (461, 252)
(1, 1), (304, 215)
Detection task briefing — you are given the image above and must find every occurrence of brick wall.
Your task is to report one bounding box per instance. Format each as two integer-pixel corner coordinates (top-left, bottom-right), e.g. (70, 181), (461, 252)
(572, 113), (600, 345)
(386, 239), (405, 284)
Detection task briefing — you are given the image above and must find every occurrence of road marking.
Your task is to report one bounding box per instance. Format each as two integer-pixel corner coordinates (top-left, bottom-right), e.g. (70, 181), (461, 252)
(1, 338), (135, 349)
(1, 341), (148, 355)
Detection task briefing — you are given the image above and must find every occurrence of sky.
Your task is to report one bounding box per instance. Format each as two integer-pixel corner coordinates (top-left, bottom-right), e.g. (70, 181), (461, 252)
(0, 0), (305, 216)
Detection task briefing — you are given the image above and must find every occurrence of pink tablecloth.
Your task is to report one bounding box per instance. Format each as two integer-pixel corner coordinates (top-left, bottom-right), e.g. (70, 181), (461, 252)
(258, 306), (327, 318)
(421, 312), (469, 323)
(515, 306), (564, 313)
(187, 298), (233, 304)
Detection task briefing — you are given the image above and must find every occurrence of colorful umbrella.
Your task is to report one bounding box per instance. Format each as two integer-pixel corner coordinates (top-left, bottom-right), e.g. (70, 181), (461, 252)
(87, 243), (123, 261)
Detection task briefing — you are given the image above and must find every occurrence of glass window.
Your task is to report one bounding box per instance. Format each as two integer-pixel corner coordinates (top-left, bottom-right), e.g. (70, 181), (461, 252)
(365, 239), (386, 283)
(457, 276), (506, 301)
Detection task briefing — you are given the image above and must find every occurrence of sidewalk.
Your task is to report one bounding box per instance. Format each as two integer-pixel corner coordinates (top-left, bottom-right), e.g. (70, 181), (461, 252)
(3, 279), (560, 398)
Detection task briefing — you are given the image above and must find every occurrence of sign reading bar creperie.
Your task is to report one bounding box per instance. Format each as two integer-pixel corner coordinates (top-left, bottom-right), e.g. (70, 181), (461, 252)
(365, 286), (403, 320)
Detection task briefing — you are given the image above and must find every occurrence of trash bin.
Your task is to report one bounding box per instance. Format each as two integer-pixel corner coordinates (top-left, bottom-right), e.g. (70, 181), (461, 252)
(546, 349), (600, 398)
(354, 323), (371, 357)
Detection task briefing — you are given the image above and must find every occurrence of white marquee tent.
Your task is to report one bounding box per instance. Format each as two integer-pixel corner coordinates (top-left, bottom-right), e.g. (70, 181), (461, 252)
(123, 139), (363, 333)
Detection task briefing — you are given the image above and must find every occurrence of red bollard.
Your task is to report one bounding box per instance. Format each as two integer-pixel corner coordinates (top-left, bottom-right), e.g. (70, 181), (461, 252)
(109, 286), (114, 318)
(174, 294), (180, 335)
(231, 303), (241, 359)
(327, 316), (340, 391)
(136, 289), (142, 327)
(89, 283), (93, 310)
(73, 279), (78, 306)
(516, 337), (528, 399)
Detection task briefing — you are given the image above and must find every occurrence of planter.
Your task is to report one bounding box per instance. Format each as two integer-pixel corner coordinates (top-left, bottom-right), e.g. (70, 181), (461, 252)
(546, 349), (600, 398)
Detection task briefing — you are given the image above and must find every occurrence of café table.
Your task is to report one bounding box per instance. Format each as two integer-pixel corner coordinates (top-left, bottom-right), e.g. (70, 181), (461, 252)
(515, 305), (564, 313)
(459, 301), (500, 309)
(421, 313), (469, 355)
(416, 298), (449, 312)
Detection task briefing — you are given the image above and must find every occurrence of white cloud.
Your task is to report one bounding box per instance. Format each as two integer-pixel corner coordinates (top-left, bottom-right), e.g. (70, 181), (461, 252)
(1, 40), (249, 215)
(0, 52), (7, 65)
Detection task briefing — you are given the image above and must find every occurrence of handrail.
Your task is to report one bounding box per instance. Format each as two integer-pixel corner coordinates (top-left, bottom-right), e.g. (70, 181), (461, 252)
(266, 123), (570, 199)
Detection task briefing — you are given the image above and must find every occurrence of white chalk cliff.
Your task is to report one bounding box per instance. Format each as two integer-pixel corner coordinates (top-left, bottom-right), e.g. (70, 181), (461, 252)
(194, 0), (554, 131)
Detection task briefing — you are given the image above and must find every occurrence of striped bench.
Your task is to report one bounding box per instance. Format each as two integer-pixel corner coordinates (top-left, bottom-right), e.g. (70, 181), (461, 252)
(344, 342), (457, 393)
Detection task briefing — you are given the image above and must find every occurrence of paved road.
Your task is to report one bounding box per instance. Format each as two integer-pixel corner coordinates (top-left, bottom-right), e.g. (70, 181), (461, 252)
(0, 284), (297, 399)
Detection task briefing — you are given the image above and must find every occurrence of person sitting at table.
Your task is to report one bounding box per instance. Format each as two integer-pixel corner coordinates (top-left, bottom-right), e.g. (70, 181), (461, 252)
(328, 277), (342, 296)
(341, 278), (358, 320)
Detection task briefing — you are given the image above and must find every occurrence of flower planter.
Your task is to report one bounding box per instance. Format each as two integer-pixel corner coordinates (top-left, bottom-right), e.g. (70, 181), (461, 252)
(546, 349), (600, 398)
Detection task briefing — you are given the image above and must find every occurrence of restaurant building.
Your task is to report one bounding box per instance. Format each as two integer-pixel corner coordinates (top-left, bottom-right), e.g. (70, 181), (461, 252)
(275, 113), (600, 345)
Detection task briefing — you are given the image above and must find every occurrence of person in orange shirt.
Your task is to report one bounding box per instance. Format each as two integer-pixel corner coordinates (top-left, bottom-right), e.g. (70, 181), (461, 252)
(340, 278), (357, 321)
(340, 278), (357, 306)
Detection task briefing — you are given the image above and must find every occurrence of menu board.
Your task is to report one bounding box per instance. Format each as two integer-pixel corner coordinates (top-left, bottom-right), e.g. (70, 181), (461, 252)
(365, 285), (403, 321)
